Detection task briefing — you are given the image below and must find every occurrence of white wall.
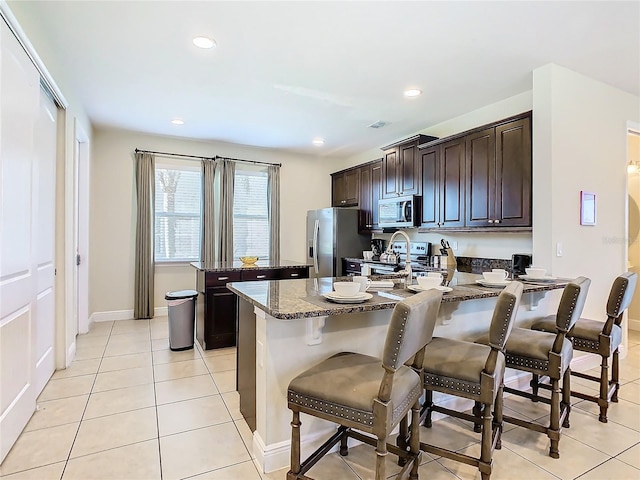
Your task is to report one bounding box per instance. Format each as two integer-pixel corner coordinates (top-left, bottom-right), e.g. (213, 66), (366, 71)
(90, 128), (337, 317)
(533, 64), (640, 320)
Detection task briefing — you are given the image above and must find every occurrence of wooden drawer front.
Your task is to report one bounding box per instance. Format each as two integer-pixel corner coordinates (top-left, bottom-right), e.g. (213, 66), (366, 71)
(345, 260), (362, 273)
(241, 269), (279, 281)
(205, 271), (242, 287)
(279, 267), (309, 279)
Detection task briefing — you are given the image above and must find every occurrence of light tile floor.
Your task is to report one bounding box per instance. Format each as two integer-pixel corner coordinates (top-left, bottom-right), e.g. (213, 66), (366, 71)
(1, 319), (639, 480)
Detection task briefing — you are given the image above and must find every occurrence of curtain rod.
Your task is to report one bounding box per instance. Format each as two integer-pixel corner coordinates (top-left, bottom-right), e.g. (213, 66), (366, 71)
(134, 148), (281, 167)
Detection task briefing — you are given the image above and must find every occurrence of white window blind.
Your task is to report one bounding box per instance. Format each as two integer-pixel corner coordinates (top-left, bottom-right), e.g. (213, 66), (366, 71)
(233, 168), (270, 260)
(154, 163), (201, 262)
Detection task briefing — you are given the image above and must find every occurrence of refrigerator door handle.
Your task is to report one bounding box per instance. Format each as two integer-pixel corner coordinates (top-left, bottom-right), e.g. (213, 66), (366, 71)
(313, 219), (320, 275)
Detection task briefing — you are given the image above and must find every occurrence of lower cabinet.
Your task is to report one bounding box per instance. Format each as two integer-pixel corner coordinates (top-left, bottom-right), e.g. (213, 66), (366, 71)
(196, 266), (309, 350)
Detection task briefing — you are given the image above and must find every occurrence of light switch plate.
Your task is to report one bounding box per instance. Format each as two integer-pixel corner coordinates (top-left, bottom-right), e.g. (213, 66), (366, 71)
(556, 242), (563, 257)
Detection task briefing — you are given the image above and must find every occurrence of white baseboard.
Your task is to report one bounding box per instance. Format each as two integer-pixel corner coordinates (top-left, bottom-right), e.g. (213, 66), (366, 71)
(66, 341), (76, 368)
(89, 306), (169, 323)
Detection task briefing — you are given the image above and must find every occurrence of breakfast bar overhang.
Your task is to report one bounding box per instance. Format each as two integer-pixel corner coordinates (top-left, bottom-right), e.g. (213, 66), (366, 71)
(228, 275), (567, 474)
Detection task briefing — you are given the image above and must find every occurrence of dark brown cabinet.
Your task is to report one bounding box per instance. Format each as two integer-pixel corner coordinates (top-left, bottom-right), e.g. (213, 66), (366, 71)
(358, 159), (382, 232)
(331, 168), (359, 207)
(382, 138), (419, 198)
(343, 258), (363, 275)
(381, 134), (438, 199)
(466, 115), (531, 227)
(420, 138), (466, 228)
(196, 266), (309, 350)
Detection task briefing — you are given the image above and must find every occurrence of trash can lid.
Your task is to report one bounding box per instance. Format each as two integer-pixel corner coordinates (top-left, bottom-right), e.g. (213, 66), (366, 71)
(165, 289), (198, 300)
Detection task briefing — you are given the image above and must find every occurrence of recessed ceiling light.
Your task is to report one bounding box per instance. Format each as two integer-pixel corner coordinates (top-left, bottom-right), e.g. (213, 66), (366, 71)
(192, 36), (216, 49)
(312, 138), (325, 146)
(404, 89), (422, 98)
(171, 119), (185, 125)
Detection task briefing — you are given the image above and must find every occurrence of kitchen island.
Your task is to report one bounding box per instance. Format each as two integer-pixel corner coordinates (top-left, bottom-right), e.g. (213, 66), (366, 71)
(228, 273), (568, 473)
(191, 260), (310, 349)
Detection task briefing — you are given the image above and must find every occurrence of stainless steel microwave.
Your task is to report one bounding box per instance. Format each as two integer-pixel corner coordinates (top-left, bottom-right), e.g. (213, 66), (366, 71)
(378, 195), (420, 228)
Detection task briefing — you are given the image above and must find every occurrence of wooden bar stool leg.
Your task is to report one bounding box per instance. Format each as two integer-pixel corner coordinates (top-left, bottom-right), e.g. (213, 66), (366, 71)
(531, 373), (540, 399)
(397, 414), (408, 466)
(599, 354), (610, 423)
(479, 403), (493, 480)
(409, 399), (421, 480)
(612, 348), (620, 403)
(473, 401), (483, 433)
(493, 383), (504, 450)
(290, 411), (301, 475)
(562, 368), (571, 428)
(423, 389), (434, 428)
(375, 437), (387, 480)
(549, 378), (561, 459)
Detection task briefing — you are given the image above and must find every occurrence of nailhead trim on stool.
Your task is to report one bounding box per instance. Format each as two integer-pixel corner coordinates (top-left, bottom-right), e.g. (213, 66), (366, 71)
(423, 374), (481, 396)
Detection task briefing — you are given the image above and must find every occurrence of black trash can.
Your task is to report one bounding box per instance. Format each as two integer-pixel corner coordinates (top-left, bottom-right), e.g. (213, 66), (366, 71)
(165, 290), (198, 351)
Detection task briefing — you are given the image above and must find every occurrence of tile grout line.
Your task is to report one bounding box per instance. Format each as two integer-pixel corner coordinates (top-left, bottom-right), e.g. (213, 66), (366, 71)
(58, 320), (114, 480)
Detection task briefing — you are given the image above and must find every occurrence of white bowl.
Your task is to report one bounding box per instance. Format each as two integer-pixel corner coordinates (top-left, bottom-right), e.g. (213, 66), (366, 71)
(482, 271), (507, 283)
(417, 276), (442, 289)
(333, 281), (361, 297)
(525, 267), (546, 277)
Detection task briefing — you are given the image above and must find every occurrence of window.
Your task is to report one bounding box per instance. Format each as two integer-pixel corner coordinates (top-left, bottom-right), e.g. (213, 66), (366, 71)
(233, 167), (269, 259)
(154, 163), (201, 262)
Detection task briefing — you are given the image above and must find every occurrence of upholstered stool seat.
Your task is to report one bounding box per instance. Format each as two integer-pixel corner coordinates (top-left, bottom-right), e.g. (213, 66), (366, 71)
(422, 338), (505, 396)
(530, 272), (637, 423)
(477, 277), (591, 460)
(495, 328), (573, 377)
(416, 282), (524, 480)
(287, 290), (442, 480)
(288, 352), (423, 428)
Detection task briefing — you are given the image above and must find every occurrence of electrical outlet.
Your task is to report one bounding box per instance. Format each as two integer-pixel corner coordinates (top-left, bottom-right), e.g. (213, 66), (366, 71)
(556, 242), (563, 257)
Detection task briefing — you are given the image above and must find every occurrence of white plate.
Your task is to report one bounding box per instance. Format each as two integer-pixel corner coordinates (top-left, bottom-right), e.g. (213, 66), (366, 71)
(322, 292), (373, 304)
(408, 285), (453, 293)
(476, 279), (512, 288)
(519, 275), (558, 282)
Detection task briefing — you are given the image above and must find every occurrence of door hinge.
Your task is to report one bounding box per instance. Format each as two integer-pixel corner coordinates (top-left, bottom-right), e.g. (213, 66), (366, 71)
(76, 254), (81, 266)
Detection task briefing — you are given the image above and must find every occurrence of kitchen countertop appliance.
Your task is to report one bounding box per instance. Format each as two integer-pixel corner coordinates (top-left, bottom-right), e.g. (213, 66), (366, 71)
(306, 208), (371, 278)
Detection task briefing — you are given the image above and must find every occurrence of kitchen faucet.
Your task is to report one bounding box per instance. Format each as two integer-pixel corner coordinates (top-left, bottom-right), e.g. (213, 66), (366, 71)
(384, 230), (412, 286)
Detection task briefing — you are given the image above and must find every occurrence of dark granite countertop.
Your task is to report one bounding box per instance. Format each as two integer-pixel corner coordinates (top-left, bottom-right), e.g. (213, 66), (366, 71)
(190, 260), (311, 272)
(227, 273), (570, 320)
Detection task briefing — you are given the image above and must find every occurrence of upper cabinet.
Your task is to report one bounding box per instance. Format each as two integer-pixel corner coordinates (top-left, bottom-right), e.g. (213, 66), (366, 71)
(381, 134), (437, 198)
(421, 138), (466, 228)
(466, 115), (531, 227)
(419, 111), (532, 231)
(358, 159), (383, 232)
(331, 167), (360, 207)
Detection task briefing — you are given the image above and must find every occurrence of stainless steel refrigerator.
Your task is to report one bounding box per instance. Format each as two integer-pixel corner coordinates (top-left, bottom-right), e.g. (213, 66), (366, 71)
(306, 208), (371, 278)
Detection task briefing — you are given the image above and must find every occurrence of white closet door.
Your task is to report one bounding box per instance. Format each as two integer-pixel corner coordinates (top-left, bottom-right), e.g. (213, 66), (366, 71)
(0, 19), (56, 463)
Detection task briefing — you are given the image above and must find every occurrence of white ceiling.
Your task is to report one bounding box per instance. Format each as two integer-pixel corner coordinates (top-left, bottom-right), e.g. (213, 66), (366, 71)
(9, 1), (640, 158)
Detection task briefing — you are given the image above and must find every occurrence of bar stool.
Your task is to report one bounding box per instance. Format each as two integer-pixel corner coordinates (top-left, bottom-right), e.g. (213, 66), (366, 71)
(530, 272), (637, 422)
(286, 290), (442, 480)
(417, 282), (523, 480)
(477, 276), (590, 459)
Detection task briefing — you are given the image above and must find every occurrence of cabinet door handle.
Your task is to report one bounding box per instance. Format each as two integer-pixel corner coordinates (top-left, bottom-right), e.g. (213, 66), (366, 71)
(256, 275), (266, 279)
(488, 220), (494, 224)
(341, 200), (346, 204)
(218, 276), (229, 280)
(290, 273), (299, 277)
(494, 219), (500, 224)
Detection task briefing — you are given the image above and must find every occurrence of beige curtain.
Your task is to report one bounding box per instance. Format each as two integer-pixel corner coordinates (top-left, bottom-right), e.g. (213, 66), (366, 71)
(134, 151), (155, 319)
(201, 158), (216, 267)
(217, 158), (235, 262)
(268, 164), (280, 262)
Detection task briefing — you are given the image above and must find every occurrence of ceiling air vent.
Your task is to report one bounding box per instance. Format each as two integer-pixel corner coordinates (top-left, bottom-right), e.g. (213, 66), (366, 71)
(368, 121), (387, 129)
